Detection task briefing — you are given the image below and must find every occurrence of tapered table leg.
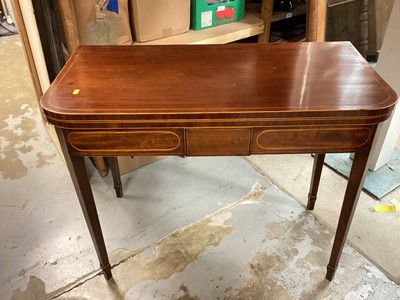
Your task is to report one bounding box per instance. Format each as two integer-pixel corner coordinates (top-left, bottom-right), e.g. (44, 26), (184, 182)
(307, 154), (326, 210)
(56, 129), (112, 279)
(325, 148), (371, 281)
(107, 157), (123, 198)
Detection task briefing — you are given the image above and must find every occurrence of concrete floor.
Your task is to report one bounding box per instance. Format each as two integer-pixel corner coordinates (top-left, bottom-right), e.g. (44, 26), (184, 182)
(1, 34), (400, 299)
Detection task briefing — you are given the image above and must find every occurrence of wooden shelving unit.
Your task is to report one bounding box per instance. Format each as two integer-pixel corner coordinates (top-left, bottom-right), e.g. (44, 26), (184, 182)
(134, 12), (264, 45)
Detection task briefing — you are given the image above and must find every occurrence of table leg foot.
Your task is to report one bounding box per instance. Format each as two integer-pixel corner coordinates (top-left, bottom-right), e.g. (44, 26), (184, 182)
(325, 264), (336, 281)
(102, 264), (113, 280)
(114, 184), (123, 198)
(307, 193), (317, 210)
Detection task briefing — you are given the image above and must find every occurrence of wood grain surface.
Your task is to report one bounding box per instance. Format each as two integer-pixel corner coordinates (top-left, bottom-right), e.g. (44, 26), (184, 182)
(41, 42), (397, 130)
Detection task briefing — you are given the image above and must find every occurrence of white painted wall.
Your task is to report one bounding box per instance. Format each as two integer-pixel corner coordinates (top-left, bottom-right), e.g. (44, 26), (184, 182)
(368, 0), (400, 171)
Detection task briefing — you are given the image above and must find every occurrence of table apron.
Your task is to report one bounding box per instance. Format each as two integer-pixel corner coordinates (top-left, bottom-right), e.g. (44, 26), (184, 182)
(64, 125), (375, 156)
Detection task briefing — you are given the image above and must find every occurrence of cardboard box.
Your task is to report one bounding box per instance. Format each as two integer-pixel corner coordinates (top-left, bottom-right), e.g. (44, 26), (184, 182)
(130, 0), (190, 42)
(73, 0), (132, 45)
(117, 156), (165, 175)
(191, 0), (245, 30)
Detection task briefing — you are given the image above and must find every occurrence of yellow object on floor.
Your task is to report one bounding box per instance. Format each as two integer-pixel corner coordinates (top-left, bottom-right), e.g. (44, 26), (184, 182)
(374, 205), (399, 212)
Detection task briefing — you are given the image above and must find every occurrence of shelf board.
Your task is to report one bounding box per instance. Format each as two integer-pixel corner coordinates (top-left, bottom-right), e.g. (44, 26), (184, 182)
(247, 2), (307, 23)
(134, 12), (264, 45)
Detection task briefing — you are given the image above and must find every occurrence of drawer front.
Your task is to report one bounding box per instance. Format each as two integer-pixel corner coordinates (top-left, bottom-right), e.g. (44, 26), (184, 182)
(252, 127), (372, 154)
(67, 129), (184, 156)
(186, 128), (251, 156)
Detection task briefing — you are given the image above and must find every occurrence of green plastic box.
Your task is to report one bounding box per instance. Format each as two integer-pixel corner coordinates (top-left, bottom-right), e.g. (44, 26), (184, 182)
(191, 0), (245, 30)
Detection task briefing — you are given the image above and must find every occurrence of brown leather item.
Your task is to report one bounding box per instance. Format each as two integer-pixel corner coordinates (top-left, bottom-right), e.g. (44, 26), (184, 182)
(41, 42), (397, 281)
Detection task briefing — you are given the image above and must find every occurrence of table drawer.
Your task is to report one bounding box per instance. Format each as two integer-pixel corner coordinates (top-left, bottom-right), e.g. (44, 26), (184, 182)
(252, 127), (372, 154)
(186, 128), (251, 156)
(67, 129), (184, 156)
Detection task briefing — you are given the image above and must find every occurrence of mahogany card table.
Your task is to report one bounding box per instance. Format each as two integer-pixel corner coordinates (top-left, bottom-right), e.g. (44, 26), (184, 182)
(40, 42), (397, 281)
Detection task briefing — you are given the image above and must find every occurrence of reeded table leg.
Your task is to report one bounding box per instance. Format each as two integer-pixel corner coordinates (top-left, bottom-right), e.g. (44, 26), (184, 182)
(326, 148), (371, 281)
(56, 129), (112, 279)
(107, 157), (123, 198)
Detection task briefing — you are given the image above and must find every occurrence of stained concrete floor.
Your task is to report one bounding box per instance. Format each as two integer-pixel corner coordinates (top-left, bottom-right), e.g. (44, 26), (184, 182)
(1, 34), (400, 299)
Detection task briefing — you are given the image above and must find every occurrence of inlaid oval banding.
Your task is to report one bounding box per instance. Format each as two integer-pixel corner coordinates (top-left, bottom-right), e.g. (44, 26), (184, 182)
(67, 130), (183, 155)
(253, 127), (372, 153)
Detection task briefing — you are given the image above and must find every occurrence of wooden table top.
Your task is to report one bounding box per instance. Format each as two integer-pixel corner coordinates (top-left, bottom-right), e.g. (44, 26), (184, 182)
(41, 42), (397, 129)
